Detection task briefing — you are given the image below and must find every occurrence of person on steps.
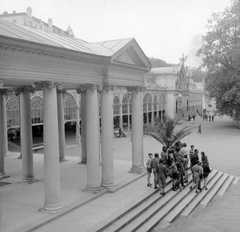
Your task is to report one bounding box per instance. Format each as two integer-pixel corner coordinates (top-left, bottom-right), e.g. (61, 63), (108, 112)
(146, 153), (153, 187)
(151, 153), (160, 189)
(157, 158), (168, 196)
(201, 151), (211, 190)
(190, 161), (203, 193)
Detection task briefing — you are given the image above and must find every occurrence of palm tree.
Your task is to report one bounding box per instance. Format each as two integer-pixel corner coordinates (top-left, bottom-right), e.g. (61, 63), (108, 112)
(143, 115), (192, 148)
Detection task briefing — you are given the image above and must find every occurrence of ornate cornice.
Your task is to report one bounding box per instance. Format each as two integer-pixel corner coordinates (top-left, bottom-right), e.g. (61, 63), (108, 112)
(0, 42), (106, 66)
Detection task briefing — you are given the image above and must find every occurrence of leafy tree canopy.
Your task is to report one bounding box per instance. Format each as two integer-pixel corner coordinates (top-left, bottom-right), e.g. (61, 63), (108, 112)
(197, 0), (240, 121)
(148, 57), (176, 67)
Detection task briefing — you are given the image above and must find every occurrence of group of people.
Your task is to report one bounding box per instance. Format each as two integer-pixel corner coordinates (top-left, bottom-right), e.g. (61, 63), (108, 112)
(203, 114), (215, 121)
(146, 142), (211, 196)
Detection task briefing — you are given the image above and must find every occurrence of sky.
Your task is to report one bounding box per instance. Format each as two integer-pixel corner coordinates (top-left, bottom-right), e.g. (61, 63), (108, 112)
(1, 0), (232, 67)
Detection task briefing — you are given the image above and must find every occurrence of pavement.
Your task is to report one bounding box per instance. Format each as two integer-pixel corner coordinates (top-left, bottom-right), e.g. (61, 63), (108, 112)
(0, 115), (240, 232)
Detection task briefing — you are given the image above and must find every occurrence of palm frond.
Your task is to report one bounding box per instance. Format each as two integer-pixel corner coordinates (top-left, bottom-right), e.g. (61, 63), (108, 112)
(143, 114), (192, 148)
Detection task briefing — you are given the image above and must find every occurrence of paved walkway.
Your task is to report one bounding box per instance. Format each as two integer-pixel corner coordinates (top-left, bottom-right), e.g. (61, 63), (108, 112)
(0, 115), (239, 232)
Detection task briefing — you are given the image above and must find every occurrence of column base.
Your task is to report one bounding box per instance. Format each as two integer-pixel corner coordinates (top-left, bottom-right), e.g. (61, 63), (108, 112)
(22, 177), (39, 184)
(4, 151), (10, 156)
(83, 185), (102, 194)
(78, 159), (87, 164)
(0, 173), (10, 180)
(129, 165), (146, 174)
(101, 181), (115, 189)
(17, 153), (22, 159)
(39, 203), (63, 214)
(59, 157), (68, 163)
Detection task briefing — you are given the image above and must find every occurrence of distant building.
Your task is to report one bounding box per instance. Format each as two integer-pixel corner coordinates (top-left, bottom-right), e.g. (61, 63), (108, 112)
(0, 7), (74, 38)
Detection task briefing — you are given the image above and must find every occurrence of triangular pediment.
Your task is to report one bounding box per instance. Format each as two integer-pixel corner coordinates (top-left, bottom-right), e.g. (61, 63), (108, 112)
(113, 46), (147, 67)
(110, 39), (151, 69)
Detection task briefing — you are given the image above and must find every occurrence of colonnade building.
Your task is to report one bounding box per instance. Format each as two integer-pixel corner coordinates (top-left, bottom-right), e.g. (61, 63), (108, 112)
(0, 8), (203, 213)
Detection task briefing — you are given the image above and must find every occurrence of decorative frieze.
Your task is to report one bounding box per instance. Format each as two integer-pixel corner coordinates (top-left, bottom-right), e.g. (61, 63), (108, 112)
(0, 44), (105, 66)
(126, 86), (146, 93)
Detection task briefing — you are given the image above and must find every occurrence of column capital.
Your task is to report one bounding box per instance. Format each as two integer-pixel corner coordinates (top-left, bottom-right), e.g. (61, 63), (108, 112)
(57, 83), (66, 94)
(77, 84), (102, 93)
(0, 79), (4, 88)
(15, 86), (35, 96)
(102, 84), (116, 91)
(127, 86), (146, 93)
(33, 81), (58, 90)
(0, 89), (7, 95)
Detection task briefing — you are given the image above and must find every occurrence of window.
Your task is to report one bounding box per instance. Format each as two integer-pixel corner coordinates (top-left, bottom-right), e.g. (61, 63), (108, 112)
(113, 96), (120, 115)
(6, 98), (20, 127)
(31, 97), (43, 124)
(64, 93), (77, 121)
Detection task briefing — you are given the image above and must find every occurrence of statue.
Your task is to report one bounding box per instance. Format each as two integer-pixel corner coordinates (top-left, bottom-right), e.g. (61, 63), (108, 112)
(179, 53), (188, 67)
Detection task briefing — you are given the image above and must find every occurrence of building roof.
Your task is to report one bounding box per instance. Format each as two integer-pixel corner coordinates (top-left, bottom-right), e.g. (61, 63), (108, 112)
(0, 19), (122, 57)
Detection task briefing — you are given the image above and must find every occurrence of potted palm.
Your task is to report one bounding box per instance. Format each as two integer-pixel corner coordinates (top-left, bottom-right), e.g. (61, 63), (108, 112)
(143, 115), (192, 148)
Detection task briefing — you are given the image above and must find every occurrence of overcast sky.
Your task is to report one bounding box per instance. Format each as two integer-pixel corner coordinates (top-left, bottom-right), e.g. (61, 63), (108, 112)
(1, 0), (231, 67)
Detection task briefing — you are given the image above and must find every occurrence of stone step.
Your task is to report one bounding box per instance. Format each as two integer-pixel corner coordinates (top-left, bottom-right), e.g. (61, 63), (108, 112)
(86, 169), (236, 232)
(85, 176), (175, 232)
(181, 170), (223, 217)
(162, 169), (219, 222)
(102, 173), (190, 232)
(121, 180), (193, 232)
(200, 172), (228, 207)
(218, 175), (235, 196)
(232, 176), (240, 184)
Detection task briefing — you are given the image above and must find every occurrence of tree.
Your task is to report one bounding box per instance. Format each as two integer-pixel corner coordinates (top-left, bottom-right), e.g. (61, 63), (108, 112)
(143, 116), (192, 148)
(147, 57), (175, 67)
(197, 0), (240, 121)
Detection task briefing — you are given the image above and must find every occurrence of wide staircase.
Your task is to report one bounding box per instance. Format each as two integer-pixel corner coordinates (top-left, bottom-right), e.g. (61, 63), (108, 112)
(87, 169), (239, 232)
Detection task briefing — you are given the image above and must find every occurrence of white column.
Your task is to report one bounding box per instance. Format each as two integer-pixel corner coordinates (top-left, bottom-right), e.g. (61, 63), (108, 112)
(2, 92), (8, 157)
(77, 89), (87, 164)
(165, 92), (175, 119)
(156, 101), (159, 119)
(84, 84), (101, 192)
(151, 103), (154, 125)
(128, 87), (145, 173)
(75, 93), (81, 145)
(40, 82), (62, 213)
(19, 88), (36, 182)
(101, 85), (114, 188)
(119, 104), (123, 130)
(57, 89), (67, 162)
(0, 90), (8, 179)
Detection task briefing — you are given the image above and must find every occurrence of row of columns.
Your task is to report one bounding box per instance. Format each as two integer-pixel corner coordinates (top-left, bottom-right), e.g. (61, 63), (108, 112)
(0, 83), (145, 214)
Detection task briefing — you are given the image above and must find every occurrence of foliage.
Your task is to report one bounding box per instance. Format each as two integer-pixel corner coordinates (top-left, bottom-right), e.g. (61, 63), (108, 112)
(190, 68), (208, 82)
(148, 57), (175, 67)
(197, 0), (240, 121)
(143, 116), (192, 148)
